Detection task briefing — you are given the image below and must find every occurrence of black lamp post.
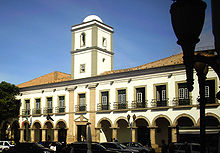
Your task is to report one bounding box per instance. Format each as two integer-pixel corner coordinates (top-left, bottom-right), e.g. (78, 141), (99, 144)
(170, 0), (207, 92)
(127, 114), (136, 142)
(170, 0), (220, 153)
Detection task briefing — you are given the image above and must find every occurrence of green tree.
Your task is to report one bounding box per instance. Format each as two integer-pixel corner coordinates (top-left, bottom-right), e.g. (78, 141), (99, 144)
(0, 81), (20, 124)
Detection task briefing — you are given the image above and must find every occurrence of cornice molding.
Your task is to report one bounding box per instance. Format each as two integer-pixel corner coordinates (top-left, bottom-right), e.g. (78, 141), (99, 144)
(71, 20), (114, 33)
(20, 64), (185, 92)
(71, 46), (114, 55)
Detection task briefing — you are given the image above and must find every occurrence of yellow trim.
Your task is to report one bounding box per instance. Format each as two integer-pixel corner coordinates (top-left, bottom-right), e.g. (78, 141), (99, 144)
(115, 87), (128, 102)
(99, 89), (110, 105)
(45, 96), (53, 108)
(92, 26), (98, 47)
(174, 81), (192, 98)
(34, 97), (41, 109)
(206, 77), (218, 95)
(57, 95), (66, 107)
(24, 98), (31, 109)
(153, 83), (168, 100)
(110, 33), (113, 52)
(80, 64), (86, 73)
(133, 85), (147, 102)
(80, 32), (86, 47)
(77, 92), (87, 108)
(72, 31), (75, 51)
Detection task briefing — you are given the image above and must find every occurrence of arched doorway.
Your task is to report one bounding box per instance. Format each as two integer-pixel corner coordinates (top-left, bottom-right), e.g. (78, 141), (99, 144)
(1, 121), (10, 140)
(11, 121), (20, 143)
(56, 121), (67, 143)
(117, 119), (130, 142)
(136, 118), (150, 146)
(45, 122), (54, 141)
(155, 117), (171, 146)
(100, 120), (112, 142)
(33, 122), (41, 142)
(176, 116), (194, 142)
(23, 122), (30, 142)
(204, 115), (220, 153)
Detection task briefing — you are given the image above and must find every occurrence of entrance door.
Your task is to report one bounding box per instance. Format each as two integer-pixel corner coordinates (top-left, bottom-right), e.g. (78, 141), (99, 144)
(137, 126), (150, 146)
(77, 125), (86, 142)
(58, 128), (67, 143)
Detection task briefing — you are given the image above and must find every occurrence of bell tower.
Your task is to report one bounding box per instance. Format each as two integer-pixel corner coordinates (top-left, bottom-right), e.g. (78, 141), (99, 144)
(70, 15), (114, 80)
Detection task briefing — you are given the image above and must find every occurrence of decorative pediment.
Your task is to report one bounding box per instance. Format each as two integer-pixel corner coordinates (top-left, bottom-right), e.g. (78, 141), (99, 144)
(74, 115), (89, 122)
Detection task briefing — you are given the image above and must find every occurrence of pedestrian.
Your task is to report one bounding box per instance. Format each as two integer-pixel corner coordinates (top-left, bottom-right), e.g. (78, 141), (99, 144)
(161, 139), (167, 153)
(113, 138), (118, 142)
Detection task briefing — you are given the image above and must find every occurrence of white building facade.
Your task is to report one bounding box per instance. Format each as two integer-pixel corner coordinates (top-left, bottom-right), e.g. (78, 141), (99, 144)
(8, 15), (220, 150)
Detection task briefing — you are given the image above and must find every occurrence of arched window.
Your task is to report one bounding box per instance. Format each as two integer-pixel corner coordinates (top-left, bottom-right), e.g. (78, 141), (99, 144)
(80, 33), (86, 47)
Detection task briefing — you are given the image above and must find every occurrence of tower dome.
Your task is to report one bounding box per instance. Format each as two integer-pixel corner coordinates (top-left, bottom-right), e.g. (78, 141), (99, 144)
(83, 15), (103, 23)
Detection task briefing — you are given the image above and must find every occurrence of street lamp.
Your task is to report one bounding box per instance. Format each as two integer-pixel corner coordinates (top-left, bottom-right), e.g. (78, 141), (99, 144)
(127, 114), (136, 142)
(170, 0), (207, 91)
(170, 1), (220, 153)
(87, 122), (92, 153)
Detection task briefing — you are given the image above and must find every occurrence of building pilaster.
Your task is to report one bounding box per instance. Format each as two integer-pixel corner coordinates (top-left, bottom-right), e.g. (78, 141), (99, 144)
(95, 127), (101, 142)
(41, 129), (46, 142)
(67, 88), (75, 143)
(30, 128), (35, 142)
(132, 127), (137, 142)
(88, 85), (96, 142)
(148, 126), (158, 149)
(54, 129), (58, 142)
(111, 127), (118, 141)
(170, 126), (177, 143)
(19, 128), (24, 142)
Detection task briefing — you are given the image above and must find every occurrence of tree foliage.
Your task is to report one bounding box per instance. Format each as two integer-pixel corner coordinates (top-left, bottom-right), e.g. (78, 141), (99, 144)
(0, 81), (20, 123)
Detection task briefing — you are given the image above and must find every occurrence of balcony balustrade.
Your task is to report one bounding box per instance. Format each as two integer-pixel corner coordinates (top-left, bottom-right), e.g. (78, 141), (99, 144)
(97, 103), (111, 111)
(55, 106), (66, 113)
(113, 101), (128, 110)
(75, 105), (87, 112)
(151, 99), (169, 107)
(22, 109), (31, 116)
(173, 97), (192, 106)
(131, 100), (148, 109)
(32, 108), (41, 115)
(43, 107), (53, 114)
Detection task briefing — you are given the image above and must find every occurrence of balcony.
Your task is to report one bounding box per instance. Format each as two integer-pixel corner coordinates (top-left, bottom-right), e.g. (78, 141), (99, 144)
(75, 105), (87, 112)
(22, 109), (31, 116)
(55, 106), (66, 114)
(113, 101), (128, 110)
(173, 97), (192, 106)
(43, 107), (53, 114)
(205, 97), (217, 104)
(151, 99), (169, 107)
(32, 108), (41, 115)
(131, 100), (148, 109)
(97, 103), (111, 111)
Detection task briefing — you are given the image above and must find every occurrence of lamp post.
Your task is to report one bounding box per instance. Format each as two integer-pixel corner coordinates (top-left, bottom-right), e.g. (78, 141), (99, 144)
(87, 122), (92, 153)
(127, 114), (136, 142)
(170, 1), (220, 153)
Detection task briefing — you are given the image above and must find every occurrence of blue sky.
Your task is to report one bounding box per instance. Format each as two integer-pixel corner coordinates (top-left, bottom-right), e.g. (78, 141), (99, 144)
(0, 0), (213, 85)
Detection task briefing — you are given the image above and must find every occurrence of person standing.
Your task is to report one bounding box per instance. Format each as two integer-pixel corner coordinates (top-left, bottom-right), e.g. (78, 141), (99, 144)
(161, 140), (167, 153)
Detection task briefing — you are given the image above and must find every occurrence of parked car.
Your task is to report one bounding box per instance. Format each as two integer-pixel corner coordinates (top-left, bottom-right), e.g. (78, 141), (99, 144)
(167, 142), (200, 153)
(100, 142), (139, 153)
(39, 141), (63, 153)
(70, 142), (120, 153)
(6, 142), (55, 153)
(121, 142), (155, 153)
(0, 141), (14, 153)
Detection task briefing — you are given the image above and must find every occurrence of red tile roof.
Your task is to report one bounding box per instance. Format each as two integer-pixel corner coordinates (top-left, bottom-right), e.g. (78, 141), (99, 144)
(17, 71), (71, 88)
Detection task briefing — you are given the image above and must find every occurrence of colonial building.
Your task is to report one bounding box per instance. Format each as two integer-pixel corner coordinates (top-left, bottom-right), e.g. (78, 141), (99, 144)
(5, 15), (220, 149)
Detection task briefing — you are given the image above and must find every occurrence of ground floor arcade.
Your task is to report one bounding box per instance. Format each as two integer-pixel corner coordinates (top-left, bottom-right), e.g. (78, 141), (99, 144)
(1, 113), (219, 151)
